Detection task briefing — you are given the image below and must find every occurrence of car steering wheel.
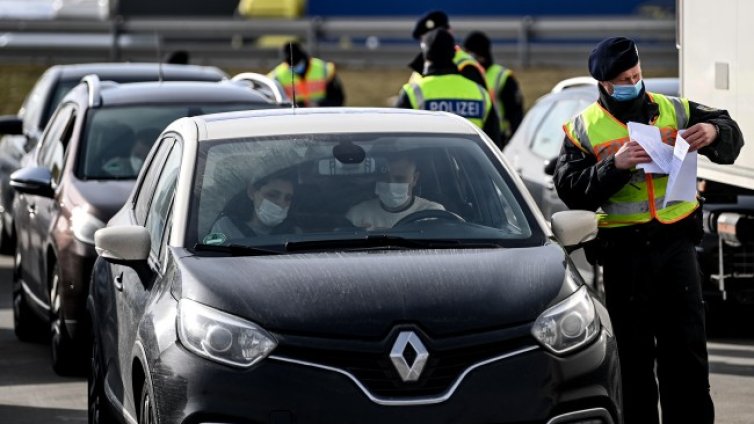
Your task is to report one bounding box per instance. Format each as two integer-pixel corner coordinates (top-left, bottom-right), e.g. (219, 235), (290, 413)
(394, 209), (466, 227)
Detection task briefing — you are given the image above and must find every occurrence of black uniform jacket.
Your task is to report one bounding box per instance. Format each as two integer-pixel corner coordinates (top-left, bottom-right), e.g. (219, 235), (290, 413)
(395, 65), (502, 148)
(553, 85), (744, 213)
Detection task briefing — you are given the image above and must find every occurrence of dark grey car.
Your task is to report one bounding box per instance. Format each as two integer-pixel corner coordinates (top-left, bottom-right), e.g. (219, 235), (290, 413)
(0, 62), (228, 252)
(10, 75), (280, 375)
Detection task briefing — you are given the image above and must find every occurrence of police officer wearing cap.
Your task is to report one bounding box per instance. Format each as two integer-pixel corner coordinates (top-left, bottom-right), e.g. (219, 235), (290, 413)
(268, 42), (345, 107)
(396, 28), (500, 145)
(463, 31), (524, 148)
(554, 36), (744, 424)
(407, 10), (488, 90)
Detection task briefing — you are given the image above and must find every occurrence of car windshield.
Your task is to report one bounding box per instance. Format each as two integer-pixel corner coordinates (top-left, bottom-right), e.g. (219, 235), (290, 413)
(78, 103), (262, 180)
(188, 132), (544, 252)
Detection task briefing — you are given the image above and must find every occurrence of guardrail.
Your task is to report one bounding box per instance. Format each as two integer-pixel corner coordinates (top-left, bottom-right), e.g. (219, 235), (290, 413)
(0, 16), (677, 69)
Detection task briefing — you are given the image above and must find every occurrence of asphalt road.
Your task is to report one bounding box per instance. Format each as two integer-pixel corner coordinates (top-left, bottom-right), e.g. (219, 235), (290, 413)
(0, 254), (753, 423)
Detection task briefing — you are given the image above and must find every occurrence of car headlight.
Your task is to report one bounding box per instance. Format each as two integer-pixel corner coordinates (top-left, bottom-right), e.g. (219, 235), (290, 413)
(177, 299), (277, 368)
(70, 206), (106, 245)
(531, 285), (600, 355)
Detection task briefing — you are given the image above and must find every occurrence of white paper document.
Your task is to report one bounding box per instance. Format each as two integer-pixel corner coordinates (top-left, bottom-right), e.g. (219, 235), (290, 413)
(627, 122), (673, 173)
(626, 122), (697, 207)
(664, 133), (698, 207)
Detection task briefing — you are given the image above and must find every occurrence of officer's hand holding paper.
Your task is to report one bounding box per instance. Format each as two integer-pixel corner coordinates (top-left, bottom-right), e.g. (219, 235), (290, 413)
(626, 122), (697, 206)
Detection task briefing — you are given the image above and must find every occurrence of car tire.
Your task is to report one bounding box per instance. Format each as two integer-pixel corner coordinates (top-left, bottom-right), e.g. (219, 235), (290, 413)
(49, 262), (84, 375)
(89, 336), (116, 424)
(12, 249), (44, 342)
(138, 379), (158, 424)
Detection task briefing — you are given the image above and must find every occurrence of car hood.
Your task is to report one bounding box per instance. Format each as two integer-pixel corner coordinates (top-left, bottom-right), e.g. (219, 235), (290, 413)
(70, 178), (135, 222)
(176, 243), (576, 338)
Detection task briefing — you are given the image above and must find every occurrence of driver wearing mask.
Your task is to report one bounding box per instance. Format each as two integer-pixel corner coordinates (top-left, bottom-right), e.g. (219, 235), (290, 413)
(346, 156), (444, 230)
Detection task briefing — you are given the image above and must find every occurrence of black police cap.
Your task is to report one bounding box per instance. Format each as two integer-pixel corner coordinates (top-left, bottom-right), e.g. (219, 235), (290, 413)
(588, 36), (640, 82)
(412, 10), (450, 40)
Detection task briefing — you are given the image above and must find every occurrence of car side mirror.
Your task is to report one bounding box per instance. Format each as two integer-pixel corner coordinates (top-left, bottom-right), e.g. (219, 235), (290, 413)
(95, 226), (151, 264)
(10, 166), (54, 198)
(543, 158), (557, 176)
(551, 210), (598, 249)
(0, 115), (23, 135)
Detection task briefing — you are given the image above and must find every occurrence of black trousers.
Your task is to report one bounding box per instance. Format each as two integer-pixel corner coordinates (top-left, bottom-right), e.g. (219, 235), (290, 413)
(601, 222), (714, 424)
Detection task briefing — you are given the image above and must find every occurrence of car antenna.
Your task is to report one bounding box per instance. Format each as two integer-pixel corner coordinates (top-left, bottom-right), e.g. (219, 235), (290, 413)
(289, 42), (297, 112)
(156, 31), (164, 83)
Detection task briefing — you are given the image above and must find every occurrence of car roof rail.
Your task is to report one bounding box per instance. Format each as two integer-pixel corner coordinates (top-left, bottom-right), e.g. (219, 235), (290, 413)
(81, 74), (102, 107)
(550, 76), (597, 93)
(231, 72), (290, 104)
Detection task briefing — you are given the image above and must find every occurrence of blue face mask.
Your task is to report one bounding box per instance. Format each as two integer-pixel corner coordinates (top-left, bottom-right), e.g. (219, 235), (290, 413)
(610, 79), (644, 101)
(292, 60), (306, 75)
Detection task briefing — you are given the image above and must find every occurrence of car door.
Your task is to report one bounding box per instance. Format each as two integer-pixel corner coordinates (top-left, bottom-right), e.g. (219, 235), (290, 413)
(113, 137), (181, 414)
(515, 97), (592, 219)
(18, 103), (76, 304)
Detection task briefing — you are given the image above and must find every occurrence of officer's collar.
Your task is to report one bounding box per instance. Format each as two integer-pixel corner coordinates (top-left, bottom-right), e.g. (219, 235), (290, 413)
(423, 62), (460, 77)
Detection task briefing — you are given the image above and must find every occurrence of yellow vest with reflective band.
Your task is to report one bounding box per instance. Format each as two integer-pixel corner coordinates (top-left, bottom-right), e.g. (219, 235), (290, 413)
(402, 74), (492, 129)
(408, 46), (490, 93)
(485, 64), (512, 134)
(268, 58), (333, 106)
(562, 92), (699, 228)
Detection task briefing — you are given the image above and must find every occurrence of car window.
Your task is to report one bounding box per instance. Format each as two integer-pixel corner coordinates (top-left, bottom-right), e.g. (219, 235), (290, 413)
(189, 133), (543, 250)
(77, 103), (263, 180)
(134, 138), (173, 225)
(145, 143), (182, 256)
(20, 69), (55, 133)
(37, 104), (75, 182)
(530, 99), (590, 159)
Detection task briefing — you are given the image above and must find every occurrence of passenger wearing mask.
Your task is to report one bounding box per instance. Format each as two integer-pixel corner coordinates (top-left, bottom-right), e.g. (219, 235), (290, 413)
(463, 31), (524, 148)
(346, 156), (444, 230)
(210, 171), (297, 239)
(395, 28), (501, 146)
(407, 10), (488, 90)
(267, 42), (345, 107)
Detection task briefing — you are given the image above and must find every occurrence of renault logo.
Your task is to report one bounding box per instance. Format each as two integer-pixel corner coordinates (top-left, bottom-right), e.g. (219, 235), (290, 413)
(390, 331), (429, 382)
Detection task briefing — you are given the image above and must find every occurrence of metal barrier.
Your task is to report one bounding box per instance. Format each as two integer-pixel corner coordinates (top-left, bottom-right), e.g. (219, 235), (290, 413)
(0, 16), (677, 68)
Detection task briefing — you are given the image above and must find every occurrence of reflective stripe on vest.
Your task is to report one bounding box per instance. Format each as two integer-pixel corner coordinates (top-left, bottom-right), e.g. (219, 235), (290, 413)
(269, 58), (331, 106)
(563, 92), (698, 228)
(486, 64), (512, 133)
(402, 74), (491, 129)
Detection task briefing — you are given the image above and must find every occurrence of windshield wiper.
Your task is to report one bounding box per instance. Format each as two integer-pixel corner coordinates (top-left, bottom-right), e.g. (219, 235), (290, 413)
(192, 243), (283, 256)
(285, 235), (501, 252)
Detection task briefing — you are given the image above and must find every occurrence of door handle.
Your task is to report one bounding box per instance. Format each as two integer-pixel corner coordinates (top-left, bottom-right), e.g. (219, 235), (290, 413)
(114, 272), (123, 291)
(27, 203), (36, 215)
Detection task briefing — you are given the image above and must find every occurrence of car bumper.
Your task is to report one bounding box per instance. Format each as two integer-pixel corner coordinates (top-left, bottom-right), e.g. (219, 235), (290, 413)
(147, 330), (621, 424)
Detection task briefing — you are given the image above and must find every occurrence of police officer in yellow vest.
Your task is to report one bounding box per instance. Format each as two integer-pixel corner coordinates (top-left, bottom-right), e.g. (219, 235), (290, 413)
(554, 37), (743, 424)
(406, 11), (488, 91)
(268, 42), (345, 107)
(396, 28), (500, 146)
(463, 31), (524, 148)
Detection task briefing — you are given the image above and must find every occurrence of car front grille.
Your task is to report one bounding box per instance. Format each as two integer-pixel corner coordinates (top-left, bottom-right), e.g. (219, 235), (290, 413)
(273, 329), (535, 399)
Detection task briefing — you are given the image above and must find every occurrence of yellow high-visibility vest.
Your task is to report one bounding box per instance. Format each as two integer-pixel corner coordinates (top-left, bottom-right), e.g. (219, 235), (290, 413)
(562, 92), (699, 228)
(402, 74), (492, 129)
(485, 64), (513, 134)
(269, 58), (334, 106)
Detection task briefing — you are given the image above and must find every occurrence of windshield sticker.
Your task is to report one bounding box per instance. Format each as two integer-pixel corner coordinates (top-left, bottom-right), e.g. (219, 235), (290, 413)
(202, 232), (227, 245)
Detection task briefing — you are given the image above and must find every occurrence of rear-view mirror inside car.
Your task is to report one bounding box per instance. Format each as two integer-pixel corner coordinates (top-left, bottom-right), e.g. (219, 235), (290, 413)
(318, 157), (378, 175)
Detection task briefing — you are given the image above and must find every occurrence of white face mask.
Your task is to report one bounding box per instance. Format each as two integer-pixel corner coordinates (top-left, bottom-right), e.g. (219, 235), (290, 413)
(375, 182), (411, 209)
(255, 198), (289, 227)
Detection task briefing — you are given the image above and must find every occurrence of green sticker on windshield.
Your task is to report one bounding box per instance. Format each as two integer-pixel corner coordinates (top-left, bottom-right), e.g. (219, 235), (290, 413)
(203, 232), (227, 245)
